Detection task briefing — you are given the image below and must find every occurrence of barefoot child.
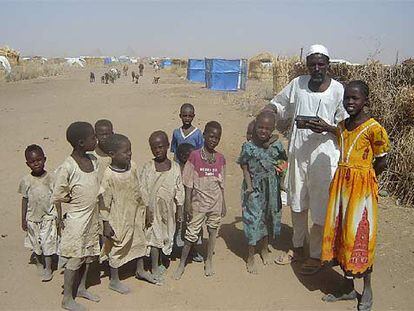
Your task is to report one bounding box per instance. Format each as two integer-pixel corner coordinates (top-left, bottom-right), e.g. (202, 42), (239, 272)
(92, 119), (114, 183)
(19, 144), (58, 282)
(170, 103), (204, 160)
(99, 134), (158, 294)
(52, 122), (101, 311)
(140, 131), (185, 283)
(308, 81), (390, 311)
(174, 121), (226, 280)
(237, 112), (287, 274)
(174, 143), (203, 263)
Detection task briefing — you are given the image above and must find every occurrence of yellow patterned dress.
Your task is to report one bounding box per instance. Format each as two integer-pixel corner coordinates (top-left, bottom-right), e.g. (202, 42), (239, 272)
(321, 118), (390, 278)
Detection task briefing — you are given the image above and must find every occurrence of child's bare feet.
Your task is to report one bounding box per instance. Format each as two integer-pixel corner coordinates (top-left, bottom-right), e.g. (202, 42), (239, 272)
(173, 265), (185, 280)
(77, 288), (100, 302)
(260, 248), (270, 265)
(204, 259), (215, 277)
(322, 290), (358, 302)
(109, 279), (130, 294)
(246, 256), (258, 274)
(135, 270), (161, 285)
(42, 269), (53, 282)
(62, 297), (86, 311)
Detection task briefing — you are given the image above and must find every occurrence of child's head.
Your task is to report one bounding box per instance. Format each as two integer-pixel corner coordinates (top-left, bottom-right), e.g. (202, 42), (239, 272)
(203, 121), (222, 151)
(95, 119), (114, 147)
(66, 121), (96, 152)
(25, 144), (46, 176)
(343, 80), (369, 117)
(246, 120), (255, 141)
(149, 131), (170, 161)
(179, 103), (195, 127)
(102, 134), (131, 169)
(254, 112), (275, 143)
(177, 143), (195, 165)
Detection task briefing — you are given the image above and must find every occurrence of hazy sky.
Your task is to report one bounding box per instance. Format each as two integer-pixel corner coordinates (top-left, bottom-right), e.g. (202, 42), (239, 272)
(1, 0), (413, 64)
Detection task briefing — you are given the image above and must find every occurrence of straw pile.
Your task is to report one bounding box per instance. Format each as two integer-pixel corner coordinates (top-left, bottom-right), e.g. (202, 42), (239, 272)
(0, 46), (20, 65)
(272, 56), (300, 93)
(172, 58), (188, 68)
(249, 52), (275, 81)
(282, 60), (414, 206)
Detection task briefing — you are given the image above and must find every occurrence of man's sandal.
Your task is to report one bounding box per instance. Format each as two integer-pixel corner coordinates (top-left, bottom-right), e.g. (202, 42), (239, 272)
(358, 300), (373, 311)
(275, 250), (297, 265)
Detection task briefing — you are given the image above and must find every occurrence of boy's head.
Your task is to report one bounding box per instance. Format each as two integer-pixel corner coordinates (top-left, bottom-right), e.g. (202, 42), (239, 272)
(25, 144), (46, 176)
(203, 121), (222, 151)
(95, 119), (114, 147)
(102, 134), (131, 169)
(254, 112), (275, 143)
(66, 121), (96, 152)
(179, 103), (195, 127)
(246, 120), (255, 141)
(149, 131), (169, 161)
(176, 143), (195, 165)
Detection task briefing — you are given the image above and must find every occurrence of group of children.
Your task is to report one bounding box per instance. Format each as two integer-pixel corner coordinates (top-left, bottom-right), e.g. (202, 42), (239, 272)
(19, 103), (226, 310)
(19, 80), (388, 311)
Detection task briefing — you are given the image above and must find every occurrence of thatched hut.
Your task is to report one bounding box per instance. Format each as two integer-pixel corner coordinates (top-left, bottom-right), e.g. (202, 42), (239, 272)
(84, 57), (104, 66)
(0, 46), (20, 65)
(248, 52), (274, 81)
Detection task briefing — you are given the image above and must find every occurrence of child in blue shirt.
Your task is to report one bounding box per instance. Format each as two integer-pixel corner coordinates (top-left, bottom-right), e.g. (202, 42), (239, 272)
(170, 103), (204, 158)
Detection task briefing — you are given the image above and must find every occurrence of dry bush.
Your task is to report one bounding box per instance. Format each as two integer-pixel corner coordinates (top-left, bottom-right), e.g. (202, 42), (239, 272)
(6, 61), (67, 82)
(169, 66), (187, 78)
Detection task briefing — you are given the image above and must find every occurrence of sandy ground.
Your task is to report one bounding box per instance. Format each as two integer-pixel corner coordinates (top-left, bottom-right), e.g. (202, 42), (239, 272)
(0, 67), (413, 310)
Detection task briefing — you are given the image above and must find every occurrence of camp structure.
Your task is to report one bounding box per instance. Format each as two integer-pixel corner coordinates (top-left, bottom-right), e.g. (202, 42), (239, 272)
(161, 58), (172, 68)
(205, 58), (247, 91)
(65, 57), (86, 67)
(83, 57), (104, 66)
(187, 59), (206, 83)
(248, 52), (274, 80)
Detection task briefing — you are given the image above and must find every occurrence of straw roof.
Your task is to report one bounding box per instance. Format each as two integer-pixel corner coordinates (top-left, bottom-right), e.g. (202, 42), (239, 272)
(249, 52), (275, 63)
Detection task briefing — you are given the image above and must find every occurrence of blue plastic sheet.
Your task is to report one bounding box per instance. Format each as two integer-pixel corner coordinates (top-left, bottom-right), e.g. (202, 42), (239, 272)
(187, 59), (206, 83)
(205, 58), (247, 91)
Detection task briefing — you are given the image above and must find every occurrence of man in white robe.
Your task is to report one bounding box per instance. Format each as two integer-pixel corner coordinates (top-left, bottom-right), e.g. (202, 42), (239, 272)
(268, 45), (347, 274)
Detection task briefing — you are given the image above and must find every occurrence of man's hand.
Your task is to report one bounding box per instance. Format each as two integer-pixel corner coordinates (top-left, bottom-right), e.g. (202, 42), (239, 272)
(306, 117), (336, 134)
(103, 221), (115, 239)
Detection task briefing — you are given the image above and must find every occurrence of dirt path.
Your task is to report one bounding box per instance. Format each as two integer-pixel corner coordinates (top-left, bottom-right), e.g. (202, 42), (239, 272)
(0, 68), (413, 310)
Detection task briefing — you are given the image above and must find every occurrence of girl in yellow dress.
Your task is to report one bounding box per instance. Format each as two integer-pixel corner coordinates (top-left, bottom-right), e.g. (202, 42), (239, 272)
(308, 80), (390, 311)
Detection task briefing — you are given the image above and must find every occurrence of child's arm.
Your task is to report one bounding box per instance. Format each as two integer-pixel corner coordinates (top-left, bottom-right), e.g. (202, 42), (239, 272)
(55, 202), (64, 236)
(184, 186), (193, 220)
(241, 164), (254, 195)
(221, 188), (226, 217)
(373, 156), (387, 176)
(263, 133), (279, 149)
(99, 194), (114, 239)
(21, 198), (28, 231)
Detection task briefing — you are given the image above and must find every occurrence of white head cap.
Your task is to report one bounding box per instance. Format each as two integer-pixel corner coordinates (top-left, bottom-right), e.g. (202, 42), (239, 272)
(306, 44), (330, 59)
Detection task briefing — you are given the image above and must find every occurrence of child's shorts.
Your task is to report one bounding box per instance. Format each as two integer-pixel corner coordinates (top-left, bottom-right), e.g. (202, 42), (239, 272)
(24, 217), (58, 256)
(185, 210), (221, 243)
(59, 256), (97, 271)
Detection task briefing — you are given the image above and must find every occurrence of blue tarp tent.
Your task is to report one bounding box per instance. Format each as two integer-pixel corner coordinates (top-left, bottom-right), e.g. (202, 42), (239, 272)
(205, 58), (247, 91)
(162, 59), (172, 68)
(187, 59), (206, 83)
(104, 57), (112, 65)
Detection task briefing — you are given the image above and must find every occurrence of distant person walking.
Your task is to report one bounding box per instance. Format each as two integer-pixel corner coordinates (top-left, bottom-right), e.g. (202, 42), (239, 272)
(139, 63), (144, 76)
(267, 45), (347, 275)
